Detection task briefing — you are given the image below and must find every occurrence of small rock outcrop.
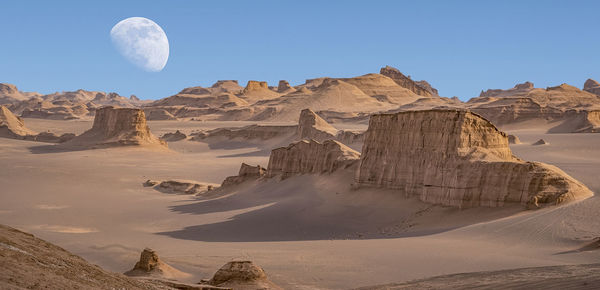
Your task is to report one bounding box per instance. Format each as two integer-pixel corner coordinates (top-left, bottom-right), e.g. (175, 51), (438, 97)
(583, 78), (600, 95)
(267, 139), (360, 179)
(277, 80), (295, 93)
(533, 139), (549, 146)
(0, 105), (36, 138)
(65, 107), (166, 148)
(354, 110), (592, 208)
(154, 180), (217, 195)
(380, 66), (434, 97)
(144, 109), (177, 120)
(124, 248), (190, 279)
(508, 134), (521, 144)
(208, 261), (281, 289)
(296, 109), (338, 141)
(160, 130), (187, 142)
(222, 163), (266, 187)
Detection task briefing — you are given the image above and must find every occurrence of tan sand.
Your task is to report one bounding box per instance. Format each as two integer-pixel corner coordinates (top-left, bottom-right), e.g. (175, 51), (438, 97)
(0, 119), (599, 289)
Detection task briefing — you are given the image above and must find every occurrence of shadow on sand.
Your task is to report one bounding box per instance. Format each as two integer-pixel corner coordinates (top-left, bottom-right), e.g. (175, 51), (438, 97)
(157, 174), (523, 242)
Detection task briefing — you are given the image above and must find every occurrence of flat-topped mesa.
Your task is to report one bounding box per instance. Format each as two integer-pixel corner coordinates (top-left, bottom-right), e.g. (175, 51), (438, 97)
(222, 163), (266, 187)
(296, 108), (338, 141)
(267, 139), (360, 179)
(66, 106), (166, 148)
(379, 66), (433, 97)
(355, 109), (592, 209)
(243, 80), (269, 93)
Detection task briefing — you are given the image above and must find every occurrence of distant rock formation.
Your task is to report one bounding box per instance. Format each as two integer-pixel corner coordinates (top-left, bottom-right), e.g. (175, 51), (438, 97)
(277, 80), (296, 93)
(222, 163), (266, 187)
(154, 180), (217, 195)
(478, 82), (535, 98)
(584, 79), (600, 96)
(130, 95), (140, 101)
(0, 105), (36, 138)
(533, 139), (549, 146)
(160, 130), (187, 142)
(508, 134), (521, 144)
(354, 110), (592, 208)
(380, 66), (434, 97)
(124, 248), (190, 279)
(65, 106), (166, 148)
(243, 81), (268, 92)
(297, 108), (338, 141)
(267, 139), (360, 179)
(208, 261), (282, 289)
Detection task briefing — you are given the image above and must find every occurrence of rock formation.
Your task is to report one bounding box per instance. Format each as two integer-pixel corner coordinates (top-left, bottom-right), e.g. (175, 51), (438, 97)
(379, 66), (434, 97)
(584, 79), (600, 96)
(0, 224), (168, 290)
(145, 109), (177, 120)
(508, 134), (521, 144)
(151, 180), (217, 195)
(354, 110), (592, 208)
(277, 80), (295, 93)
(533, 139), (549, 146)
(124, 248), (190, 279)
(296, 108), (338, 141)
(0, 105), (36, 138)
(65, 107), (166, 148)
(160, 130), (187, 142)
(222, 163), (266, 187)
(208, 261), (281, 289)
(267, 139), (360, 179)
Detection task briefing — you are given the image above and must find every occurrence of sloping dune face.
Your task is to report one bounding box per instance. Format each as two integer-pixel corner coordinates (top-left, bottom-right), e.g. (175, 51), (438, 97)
(355, 109), (593, 208)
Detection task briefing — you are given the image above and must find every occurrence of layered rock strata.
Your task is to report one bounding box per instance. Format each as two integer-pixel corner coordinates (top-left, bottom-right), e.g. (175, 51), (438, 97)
(267, 139), (360, 179)
(354, 110), (592, 208)
(222, 163), (266, 187)
(66, 107), (166, 148)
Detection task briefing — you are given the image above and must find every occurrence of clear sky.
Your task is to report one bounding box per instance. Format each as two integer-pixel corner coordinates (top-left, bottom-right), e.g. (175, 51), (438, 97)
(1, 0), (599, 100)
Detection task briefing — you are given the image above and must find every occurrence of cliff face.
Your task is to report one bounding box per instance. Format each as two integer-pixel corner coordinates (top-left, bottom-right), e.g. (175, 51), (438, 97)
(66, 106), (166, 148)
(267, 139), (360, 179)
(355, 110), (592, 208)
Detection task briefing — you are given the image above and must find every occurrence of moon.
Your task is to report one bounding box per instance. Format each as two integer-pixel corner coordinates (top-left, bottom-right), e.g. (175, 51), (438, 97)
(110, 17), (169, 72)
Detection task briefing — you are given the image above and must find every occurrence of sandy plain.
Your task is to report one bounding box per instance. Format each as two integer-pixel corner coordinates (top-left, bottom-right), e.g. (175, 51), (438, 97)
(0, 118), (599, 289)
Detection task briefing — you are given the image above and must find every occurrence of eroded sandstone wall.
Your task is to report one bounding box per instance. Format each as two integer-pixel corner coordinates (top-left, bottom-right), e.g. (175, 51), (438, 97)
(355, 109), (592, 208)
(267, 139), (360, 179)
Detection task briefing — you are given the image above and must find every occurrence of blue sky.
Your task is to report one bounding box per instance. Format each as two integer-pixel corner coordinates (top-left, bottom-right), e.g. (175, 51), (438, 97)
(1, 0), (599, 100)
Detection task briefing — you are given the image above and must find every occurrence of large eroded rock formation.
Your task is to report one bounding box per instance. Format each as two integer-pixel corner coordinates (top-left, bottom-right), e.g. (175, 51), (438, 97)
(267, 139), (360, 179)
(66, 106), (166, 148)
(354, 110), (592, 208)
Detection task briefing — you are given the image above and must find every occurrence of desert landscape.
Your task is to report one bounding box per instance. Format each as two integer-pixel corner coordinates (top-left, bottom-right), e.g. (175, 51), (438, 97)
(2, 1), (600, 289)
(1, 64), (600, 289)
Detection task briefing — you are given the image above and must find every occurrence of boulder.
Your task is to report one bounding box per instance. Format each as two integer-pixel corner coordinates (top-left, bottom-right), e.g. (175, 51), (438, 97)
(354, 110), (592, 209)
(267, 139), (360, 179)
(583, 78), (600, 95)
(533, 139), (549, 145)
(65, 106), (167, 148)
(208, 261), (281, 289)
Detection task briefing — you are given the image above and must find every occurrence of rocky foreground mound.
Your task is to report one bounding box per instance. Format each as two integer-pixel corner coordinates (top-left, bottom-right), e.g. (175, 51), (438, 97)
(207, 261), (282, 289)
(0, 224), (163, 289)
(354, 110), (592, 208)
(0, 105), (36, 138)
(65, 106), (166, 148)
